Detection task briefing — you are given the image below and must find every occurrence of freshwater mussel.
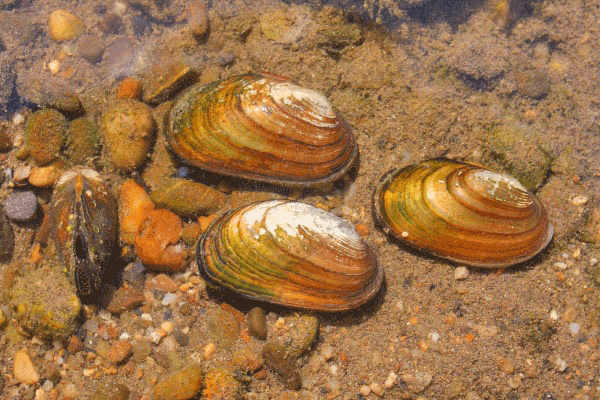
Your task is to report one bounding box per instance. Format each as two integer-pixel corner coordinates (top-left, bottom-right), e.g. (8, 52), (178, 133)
(165, 73), (358, 187)
(373, 159), (553, 267)
(197, 199), (383, 311)
(48, 168), (118, 296)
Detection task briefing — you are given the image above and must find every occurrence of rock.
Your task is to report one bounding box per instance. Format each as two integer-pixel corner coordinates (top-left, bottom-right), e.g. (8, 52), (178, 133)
(3, 190), (38, 222)
(316, 6), (363, 53)
(202, 367), (242, 399)
(247, 307), (267, 340)
(151, 363), (204, 400)
(454, 266), (469, 280)
(147, 274), (179, 293)
(28, 163), (63, 188)
(13, 348), (40, 385)
(101, 99), (155, 170)
(16, 74), (82, 114)
(150, 178), (227, 218)
(232, 346), (263, 373)
(116, 77), (143, 100)
(65, 117), (100, 165)
(107, 287), (145, 314)
(118, 179), (155, 245)
(268, 315), (319, 357)
(188, 1), (209, 40)
(77, 34), (105, 63)
(48, 10), (85, 42)
(142, 60), (197, 105)
(259, 6), (311, 46)
(107, 340), (133, 364)
(10, 264), (81, 341)
(0, 206), (15, 263)
(262, 342), (302, 390)
(402, 370), (433, 393)
(134, 209), (188, 272)
(103, 38), (139, 79)
(25, 108), (66, 166)
(91, 383), (130, 400)
(205, 308), (240, 349)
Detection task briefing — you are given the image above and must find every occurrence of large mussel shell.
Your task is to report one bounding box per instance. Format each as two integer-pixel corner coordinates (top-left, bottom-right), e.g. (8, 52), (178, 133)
(165, 73), (358, 187)
(197, 200), (383, 311)
(373, 159), (553, 267)
(49, 168), (118, 296)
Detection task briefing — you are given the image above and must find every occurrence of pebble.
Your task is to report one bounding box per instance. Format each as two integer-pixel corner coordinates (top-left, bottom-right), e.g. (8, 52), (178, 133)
(13, 348), (40, 385)
(203, 342), (216, 360)
(454, 266), (469, 280)
(25, 108), (66, 166)
(247, 307), (267, 340)
(107, 340), (133, 364)
(103, 38), (138, 81)
(162, 293), (177, 306)
(498, 356), (515, 374)
(151, 364), (204, 400)
(384, 371), (398, 388)
(116, 77), (143, 100)
(206, 308), (240, 349)
(569, 322), (580, 335)
(150, 274), (179, 292)
(3, 190), (38, 222)
(48, 10), (85, 42)
(118, 179), (155, 245)
(106, 287), (145, 314)
(370, 382), (384, 397)
(28, 164), (62, 187)
(262, 342), (302, 390)
(555, 358), (567, 372)
(188, 0), (209, 39)
(571, 194), (589, 206)
(359, 385), (371, 396)
(77, 34), (105, 63)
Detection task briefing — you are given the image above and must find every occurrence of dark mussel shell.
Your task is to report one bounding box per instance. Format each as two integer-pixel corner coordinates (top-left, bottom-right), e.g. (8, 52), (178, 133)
(48, 168), (118, 296)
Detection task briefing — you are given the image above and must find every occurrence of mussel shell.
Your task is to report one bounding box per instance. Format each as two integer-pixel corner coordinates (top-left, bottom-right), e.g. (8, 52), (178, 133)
(165, 73), (358, 187)
(373, 159), (553, 267)
(49, 168), (118, 296)
(197, 200), (383, 311)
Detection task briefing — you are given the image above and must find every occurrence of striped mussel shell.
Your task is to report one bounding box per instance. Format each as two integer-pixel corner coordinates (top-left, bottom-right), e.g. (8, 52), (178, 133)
(165, 73), (358, 187)
(373, 159), (553, 267)
(197, 200), (383, 311)
(49, 168), (118, 296)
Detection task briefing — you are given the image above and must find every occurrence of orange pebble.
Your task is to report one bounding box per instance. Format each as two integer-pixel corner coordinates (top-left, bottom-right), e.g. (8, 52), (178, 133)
(134, 209), (188, 272)
(466, 333), (475, 342)
(355, 223), (370, 237)
(198, 214), (218, 232)
(116, 77), (143, 99)
(119, 179), (155, 244)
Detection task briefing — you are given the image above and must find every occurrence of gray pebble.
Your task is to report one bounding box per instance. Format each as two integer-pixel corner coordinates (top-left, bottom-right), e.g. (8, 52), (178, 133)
(78, 35), (105, 64)
(3, 190), (38, 222)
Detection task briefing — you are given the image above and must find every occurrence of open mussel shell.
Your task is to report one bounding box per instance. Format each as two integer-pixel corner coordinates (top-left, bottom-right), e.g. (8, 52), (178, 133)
(165, 73), (358, 187)
(197, 200), (383, 311)
(49, 168), (118, 296)
(373, 159), (554, 268)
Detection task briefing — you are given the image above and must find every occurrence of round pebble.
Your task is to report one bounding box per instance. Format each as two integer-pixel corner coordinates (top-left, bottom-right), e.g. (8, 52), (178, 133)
(454, 266), (469, 280)
(3, 190), (38, 222)
(48, 10), (85, 42)
(247, 307), (267, 340)
(77, 35), (105, 63)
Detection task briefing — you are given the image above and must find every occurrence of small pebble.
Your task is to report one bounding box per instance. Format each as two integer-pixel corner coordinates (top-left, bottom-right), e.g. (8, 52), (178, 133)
(571, 195), (589, 206)
(359, 385), (371, 396)
(48, 10), (85, 42)
(370, 382), (384, 397)
(162, 293), (177, 306)
(77, 34), (105, 63)
(555, 358), (567, 372)
(569, 322), (580, 335)
(384, 371), (397, 388)
(321, 344), (334, 360)
(3, 191), (38, 222)
(13, 348), (40, 385)
(203, 342), (216, 360)
(247, 307), (267, 340)
(549, 309), (559, 321)
(454, 266), (469, 280)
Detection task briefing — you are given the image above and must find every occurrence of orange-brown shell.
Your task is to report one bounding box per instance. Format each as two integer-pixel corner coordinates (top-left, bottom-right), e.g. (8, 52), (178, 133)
(373, 159), (553, 267)
(164, 73), (358, 187)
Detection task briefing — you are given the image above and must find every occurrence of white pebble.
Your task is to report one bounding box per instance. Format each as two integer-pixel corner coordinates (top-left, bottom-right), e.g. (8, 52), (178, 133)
(12, 113), (24, 126)
(162, 293), (177, 306)
(141, 313), (153, 322)
(148, 330), (162, 344)
(47, 60), (60, 75)
(555, 358), (567, 372)
(553, 262), (568, 270)
(549, 309), (559, 321)
(571, 195), (589, 206)
(329, 364), (338, 375)
(384, 371), (398, 388)
(569, 322), (580, 335)
(454, 266), (469, 280)
(428, 331), (440, 342)
(119, 332), (130, 341)
(98, 310), (112, 321)
(321, 344), (334, 360)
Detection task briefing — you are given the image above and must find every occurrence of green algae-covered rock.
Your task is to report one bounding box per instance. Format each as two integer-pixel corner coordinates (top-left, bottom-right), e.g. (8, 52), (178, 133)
(150, 178), (227, 218)
(25, 108), (67, 166)
(152, 363), (204, 400)
(66, 117), (100, 165)
(10, 264), (81, 341)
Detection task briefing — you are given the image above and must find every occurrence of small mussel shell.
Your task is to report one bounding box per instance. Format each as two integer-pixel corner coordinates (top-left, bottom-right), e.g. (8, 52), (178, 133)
(165, 73), (358, 187)
(49, 168), (118, 296)
(197, 200), (383, 311)
(373, 159), (554, 267)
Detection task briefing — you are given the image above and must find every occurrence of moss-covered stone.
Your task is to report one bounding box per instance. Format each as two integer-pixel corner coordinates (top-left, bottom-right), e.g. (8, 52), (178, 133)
(25, 108), (67, 166)
(10, 263), (81, 341)
(150, 178), (227, 218)
(151, 363), (204, 400)
(66, 117), (100, 165)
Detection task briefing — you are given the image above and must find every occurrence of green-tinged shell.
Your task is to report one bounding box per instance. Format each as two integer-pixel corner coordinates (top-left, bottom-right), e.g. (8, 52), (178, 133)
(197, 200), (383, 311)
(48, 168), (118, 296)
(373, 159), (554, 268)
(165, 73), (358, 187)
